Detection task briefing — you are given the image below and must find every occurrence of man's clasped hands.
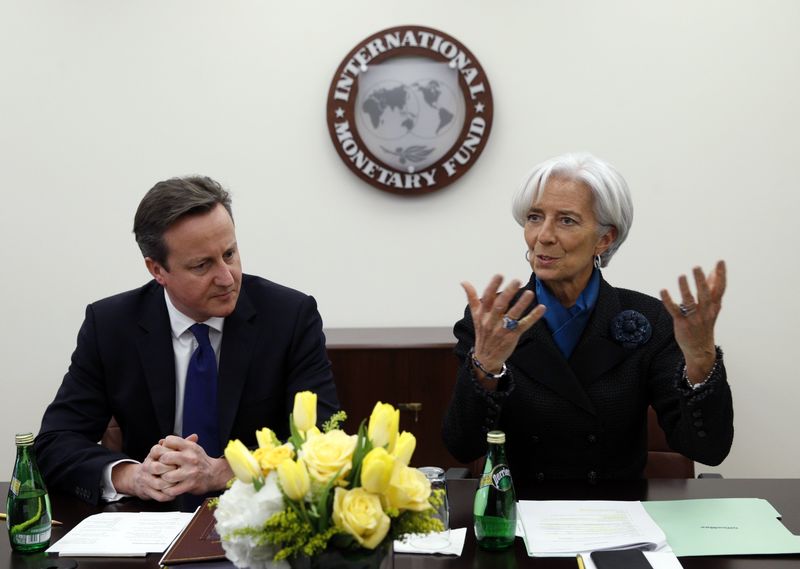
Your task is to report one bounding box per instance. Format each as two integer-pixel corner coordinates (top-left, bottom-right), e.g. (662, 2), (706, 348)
(111, 434), (233, 501)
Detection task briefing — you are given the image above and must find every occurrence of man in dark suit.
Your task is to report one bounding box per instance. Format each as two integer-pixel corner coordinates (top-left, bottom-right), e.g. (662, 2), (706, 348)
(35, 176), (339, 504)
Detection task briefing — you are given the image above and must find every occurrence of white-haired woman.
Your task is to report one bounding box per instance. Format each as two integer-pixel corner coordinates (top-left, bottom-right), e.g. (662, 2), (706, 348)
(443, 152), (732, 482)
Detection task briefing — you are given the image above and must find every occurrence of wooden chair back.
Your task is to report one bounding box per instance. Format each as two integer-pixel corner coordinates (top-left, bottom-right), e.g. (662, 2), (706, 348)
(644, 406), (695, 478)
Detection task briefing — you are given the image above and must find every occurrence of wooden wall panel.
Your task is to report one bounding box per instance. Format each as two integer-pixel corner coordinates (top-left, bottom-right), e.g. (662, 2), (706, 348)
(325, 327), (463, 469)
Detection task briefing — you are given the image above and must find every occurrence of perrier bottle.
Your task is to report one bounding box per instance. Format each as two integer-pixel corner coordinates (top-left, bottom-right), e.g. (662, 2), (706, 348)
(474, 430), (517, 550)
(6, 433), (52, 553)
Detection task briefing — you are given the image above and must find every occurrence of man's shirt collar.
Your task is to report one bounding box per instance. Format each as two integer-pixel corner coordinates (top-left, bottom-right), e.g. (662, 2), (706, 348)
(163, 289), (225, 339)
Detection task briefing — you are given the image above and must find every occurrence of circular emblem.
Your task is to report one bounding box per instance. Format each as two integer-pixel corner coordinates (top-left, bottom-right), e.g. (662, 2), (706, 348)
(326, 25), (494, 195)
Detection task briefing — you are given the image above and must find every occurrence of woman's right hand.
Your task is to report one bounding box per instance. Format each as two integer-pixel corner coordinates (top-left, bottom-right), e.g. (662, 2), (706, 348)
(462, 275), (547, 382)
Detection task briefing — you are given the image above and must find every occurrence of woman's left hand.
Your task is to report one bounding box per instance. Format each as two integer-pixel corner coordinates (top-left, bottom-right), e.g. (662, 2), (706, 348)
(660, 260), (726, 382)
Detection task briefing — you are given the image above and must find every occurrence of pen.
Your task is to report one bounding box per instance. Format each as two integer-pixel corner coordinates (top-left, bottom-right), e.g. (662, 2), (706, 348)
(0, 512), (63, 526)
(576, 554), (586, 569)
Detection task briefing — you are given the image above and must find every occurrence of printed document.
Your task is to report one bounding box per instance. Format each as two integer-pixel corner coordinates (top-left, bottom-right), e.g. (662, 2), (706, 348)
(518, 500), (667, 557)
(47, 511), (194, 557)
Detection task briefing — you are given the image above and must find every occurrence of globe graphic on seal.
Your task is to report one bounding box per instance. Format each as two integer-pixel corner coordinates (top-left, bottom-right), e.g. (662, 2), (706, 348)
(408, 79), (458, 139)
(360, 79), (457, 141)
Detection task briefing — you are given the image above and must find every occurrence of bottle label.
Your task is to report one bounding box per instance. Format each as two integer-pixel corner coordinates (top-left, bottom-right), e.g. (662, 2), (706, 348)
(12, 527), (50, 545)
(9, 477), (20, 497)
(479, 464), (513, 491)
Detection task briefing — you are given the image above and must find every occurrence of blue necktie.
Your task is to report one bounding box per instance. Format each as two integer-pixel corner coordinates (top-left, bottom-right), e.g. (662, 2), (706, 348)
(183, 324), (221, 457)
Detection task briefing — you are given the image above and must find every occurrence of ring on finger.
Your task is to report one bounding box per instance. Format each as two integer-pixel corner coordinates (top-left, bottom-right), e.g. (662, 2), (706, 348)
(502, 315), (519, 330)
(679, 303), (696, 317)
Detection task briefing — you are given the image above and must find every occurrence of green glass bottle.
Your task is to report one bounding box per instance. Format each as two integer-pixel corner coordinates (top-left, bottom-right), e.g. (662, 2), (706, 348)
(6, 433), (52, 553)
(474, 430), (517, 550)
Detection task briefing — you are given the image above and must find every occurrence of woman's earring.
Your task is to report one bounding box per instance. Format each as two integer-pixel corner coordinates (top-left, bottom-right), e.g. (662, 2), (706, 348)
(594, 254), (602, 269)
(526, 250), (532, 262)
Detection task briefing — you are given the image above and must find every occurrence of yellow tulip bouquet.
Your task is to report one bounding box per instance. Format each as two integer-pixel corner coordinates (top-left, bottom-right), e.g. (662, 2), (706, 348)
(213, 391), (445, 569)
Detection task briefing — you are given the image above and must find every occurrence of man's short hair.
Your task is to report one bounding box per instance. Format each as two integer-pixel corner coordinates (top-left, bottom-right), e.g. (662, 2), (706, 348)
(133, 176), (233, 268)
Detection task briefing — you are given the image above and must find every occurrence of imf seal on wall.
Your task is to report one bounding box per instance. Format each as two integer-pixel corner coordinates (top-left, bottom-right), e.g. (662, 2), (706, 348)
(326, 25), (493, 195)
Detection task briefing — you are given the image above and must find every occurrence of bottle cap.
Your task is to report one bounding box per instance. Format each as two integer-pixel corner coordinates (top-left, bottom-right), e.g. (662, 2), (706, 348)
(487, 430), (506, 444)
(15, 433), (34, 446)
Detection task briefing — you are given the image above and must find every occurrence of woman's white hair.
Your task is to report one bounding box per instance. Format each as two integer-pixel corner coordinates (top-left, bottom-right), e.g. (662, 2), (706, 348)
(511, 152), (633, 267)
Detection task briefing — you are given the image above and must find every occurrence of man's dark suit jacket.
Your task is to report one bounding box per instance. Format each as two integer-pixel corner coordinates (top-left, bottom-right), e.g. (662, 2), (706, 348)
(443, 274), (734, 483)
(35, 274), (339, 504)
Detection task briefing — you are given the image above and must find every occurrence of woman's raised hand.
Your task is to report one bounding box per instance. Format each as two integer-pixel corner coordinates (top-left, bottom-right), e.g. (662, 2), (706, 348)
(660, 260), (726, 382)
(463, 274), (547, 376)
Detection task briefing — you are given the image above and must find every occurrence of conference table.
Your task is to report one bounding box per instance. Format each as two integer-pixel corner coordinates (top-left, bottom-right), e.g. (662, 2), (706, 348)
(3, 478), (800, 569)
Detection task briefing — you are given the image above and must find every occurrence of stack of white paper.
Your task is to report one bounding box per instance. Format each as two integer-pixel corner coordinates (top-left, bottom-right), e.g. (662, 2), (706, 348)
(517, 500), (669, 557)
(47, 511), (194, 557)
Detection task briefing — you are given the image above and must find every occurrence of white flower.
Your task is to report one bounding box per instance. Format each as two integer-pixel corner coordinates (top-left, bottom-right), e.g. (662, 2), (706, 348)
(214, 471), (289, 569)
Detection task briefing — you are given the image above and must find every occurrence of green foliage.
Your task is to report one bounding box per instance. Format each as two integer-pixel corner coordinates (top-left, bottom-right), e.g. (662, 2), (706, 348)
(312, 471), (341, 532)
(344, 420), (372, 489)
(223, 525), (273, 547)
(288, 412), (305, 452)
(263, 507), (342, 561)
(322, 411), (347, 432)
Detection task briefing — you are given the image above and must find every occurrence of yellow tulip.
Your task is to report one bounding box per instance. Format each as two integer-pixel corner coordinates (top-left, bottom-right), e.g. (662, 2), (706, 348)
(367, 402), (399, 452)
(293, 391), (317, 433)
(332, 487), (391, 549)
(224, 439), (261, 484)
(391, 431), (416, 466)
(360, 447), (395, 494)
(277, 458), (310, 501)
(255, 427), (278, 449)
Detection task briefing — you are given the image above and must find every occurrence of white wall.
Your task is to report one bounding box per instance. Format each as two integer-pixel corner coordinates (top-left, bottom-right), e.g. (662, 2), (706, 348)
(1, 0), (797, 478)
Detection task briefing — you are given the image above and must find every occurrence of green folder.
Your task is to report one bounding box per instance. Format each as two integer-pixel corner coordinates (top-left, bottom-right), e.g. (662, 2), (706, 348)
(643, 498), (800, 556)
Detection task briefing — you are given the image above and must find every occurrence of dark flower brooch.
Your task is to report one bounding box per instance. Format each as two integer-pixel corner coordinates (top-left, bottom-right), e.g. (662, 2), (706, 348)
(610, 310), (652, 349)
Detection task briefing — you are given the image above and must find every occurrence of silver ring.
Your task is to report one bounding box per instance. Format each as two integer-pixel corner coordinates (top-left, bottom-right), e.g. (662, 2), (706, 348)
(502, 316), (519, 330)
(679, 303), (696, 317)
